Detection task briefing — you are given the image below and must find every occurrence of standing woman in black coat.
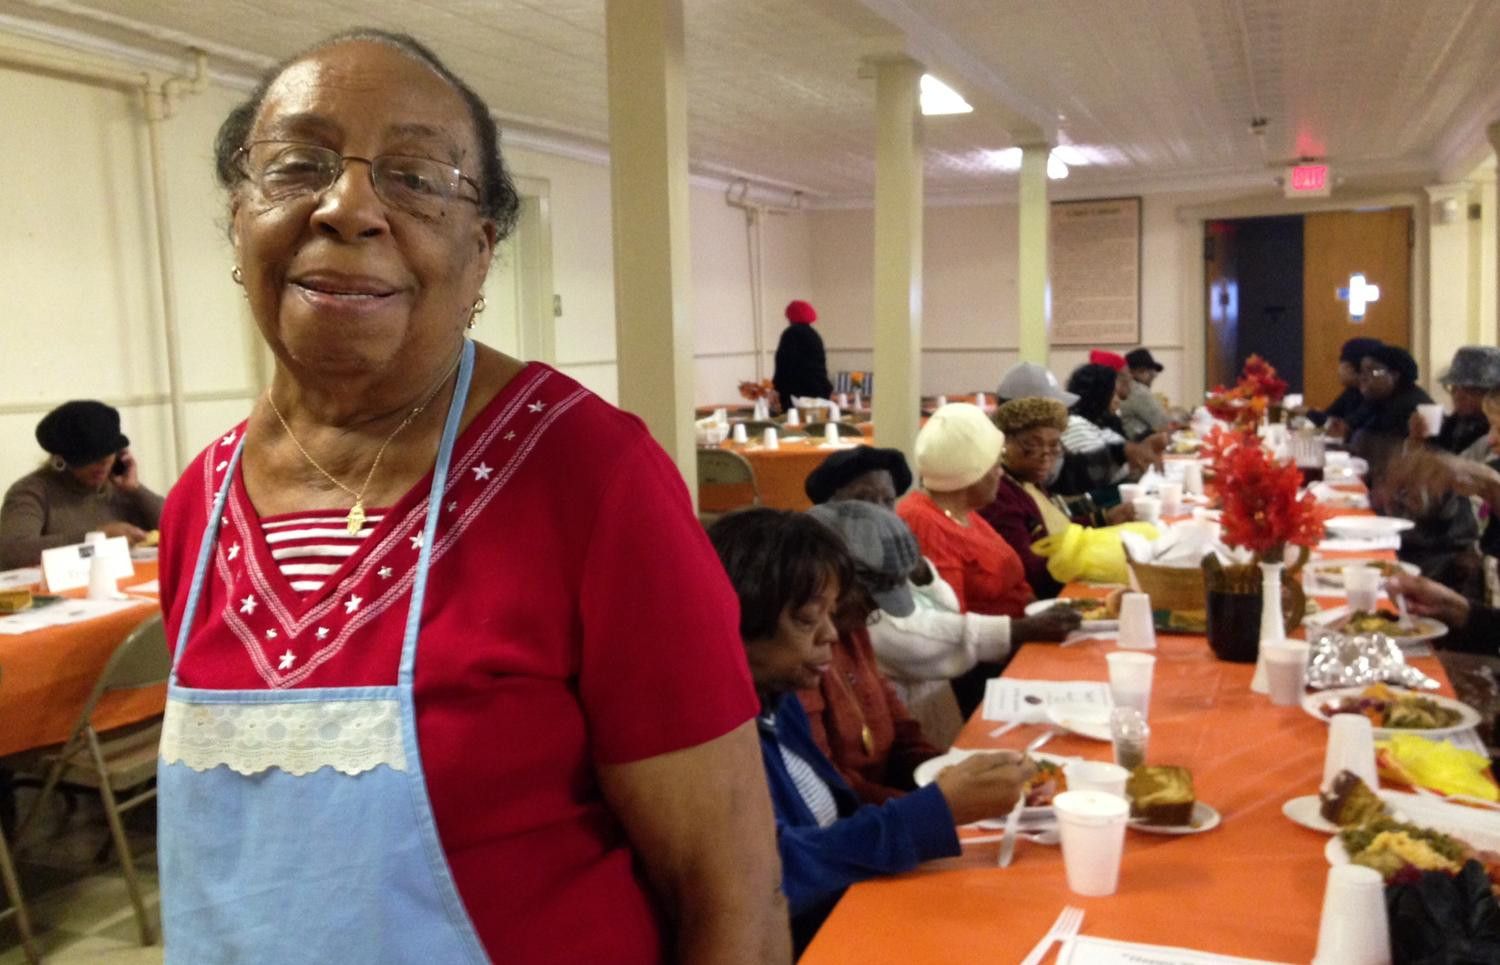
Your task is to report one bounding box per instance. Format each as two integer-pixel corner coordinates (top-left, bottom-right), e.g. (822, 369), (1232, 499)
(773, 300), (834, 412)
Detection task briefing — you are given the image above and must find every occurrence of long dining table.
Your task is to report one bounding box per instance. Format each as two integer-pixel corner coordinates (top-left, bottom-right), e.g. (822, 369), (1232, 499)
(802, 492), (1462, 963)
(0, 562), (163, 758)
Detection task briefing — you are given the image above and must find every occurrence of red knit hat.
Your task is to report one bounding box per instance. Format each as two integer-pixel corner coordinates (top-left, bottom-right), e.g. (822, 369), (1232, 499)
(785, 300), (818, 324)
(1089, 350), (1127, 372)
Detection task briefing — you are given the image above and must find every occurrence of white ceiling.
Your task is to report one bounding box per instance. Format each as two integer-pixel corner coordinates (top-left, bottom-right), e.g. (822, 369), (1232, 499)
(3, 0), (1499, 201)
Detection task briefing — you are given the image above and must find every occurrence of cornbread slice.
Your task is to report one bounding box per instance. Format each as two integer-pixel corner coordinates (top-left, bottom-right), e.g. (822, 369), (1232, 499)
(1126, 765), (1195, 826)
(1318, 770), (1386, 827)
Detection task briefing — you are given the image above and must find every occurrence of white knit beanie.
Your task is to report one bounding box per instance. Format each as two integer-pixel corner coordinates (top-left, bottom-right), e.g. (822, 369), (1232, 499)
(914, 403), (1005, 492)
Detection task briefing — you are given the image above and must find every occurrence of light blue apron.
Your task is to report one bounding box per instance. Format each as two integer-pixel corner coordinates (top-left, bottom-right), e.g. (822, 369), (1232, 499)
(157, 340), (489, 963)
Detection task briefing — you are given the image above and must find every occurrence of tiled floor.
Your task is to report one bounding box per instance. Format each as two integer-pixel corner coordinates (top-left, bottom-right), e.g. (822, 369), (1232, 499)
(1, 787), (161, 964)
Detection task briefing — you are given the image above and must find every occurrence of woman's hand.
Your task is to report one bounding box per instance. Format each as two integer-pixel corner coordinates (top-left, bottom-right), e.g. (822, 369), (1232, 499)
(1012, 607), (1082, 643)
(935, 751), (1036, 825)
(1387, 572), (1471, 630)
(1104, 502), (1136, 525)
(100, 521), (148, 544)
(109, 449), (141, 494)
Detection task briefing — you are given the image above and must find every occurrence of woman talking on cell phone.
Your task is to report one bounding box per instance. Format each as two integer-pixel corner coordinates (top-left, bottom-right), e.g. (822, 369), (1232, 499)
(0, 399), (163, 568)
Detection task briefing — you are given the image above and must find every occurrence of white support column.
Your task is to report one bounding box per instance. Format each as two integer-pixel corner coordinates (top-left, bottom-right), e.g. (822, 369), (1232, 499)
(1477, 171), (1498, 346)
(605, 0), (696, 490)
(1426, 182), (1474, 388)
(869, 56), (924, 462)
(1016, 142), (1051, 365)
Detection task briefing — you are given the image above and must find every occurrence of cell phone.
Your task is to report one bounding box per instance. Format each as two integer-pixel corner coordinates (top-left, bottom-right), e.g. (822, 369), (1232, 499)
(111, 452), (129, 476)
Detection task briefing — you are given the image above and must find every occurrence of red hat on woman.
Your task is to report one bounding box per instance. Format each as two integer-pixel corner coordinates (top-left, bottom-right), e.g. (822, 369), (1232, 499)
(1088, 349), (1127, 372)
(785, 300), (818, 324)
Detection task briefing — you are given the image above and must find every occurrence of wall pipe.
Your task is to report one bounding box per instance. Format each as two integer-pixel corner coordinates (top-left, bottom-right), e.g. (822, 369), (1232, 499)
(725, 178), (803, 383)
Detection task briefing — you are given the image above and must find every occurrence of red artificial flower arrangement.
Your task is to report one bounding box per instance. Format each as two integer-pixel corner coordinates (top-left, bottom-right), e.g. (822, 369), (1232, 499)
(738, 379), (778, 408)
(1205, 355), (1288, 429)
(1201, 425), (1324, 559)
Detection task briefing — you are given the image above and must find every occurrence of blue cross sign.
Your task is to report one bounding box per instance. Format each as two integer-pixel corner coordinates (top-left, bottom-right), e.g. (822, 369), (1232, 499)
(1337, 273), (1380, 321)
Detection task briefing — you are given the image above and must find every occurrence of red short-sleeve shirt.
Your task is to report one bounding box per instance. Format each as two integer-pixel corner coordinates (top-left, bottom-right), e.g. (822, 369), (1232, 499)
(159, 364), (757, 962)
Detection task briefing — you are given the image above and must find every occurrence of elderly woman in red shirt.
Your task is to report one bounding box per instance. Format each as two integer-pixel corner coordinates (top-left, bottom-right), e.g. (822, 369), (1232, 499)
(897, 403), (1036, 714)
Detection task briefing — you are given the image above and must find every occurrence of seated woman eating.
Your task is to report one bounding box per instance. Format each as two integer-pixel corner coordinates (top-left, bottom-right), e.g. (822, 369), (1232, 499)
(708, 508), (1034, 952)
(982, 396), (1135, 598)
(1055, 364), (1159, 504)
(897, 402), (1037, 716)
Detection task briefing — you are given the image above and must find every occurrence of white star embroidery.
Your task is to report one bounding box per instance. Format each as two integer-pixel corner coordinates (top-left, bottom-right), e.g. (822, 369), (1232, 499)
(446, 501), (458, 513)
(410, 532), (424, 550)
(278, 650), (295, 670)
(239, 595), (257, 615)
(216, 461), (229, 473)
(220, 431), (237, 446)
(227, 543), (240, 561)
(528, 400), (545, 413)
(265, 628), (277, 640)
(504, 431), (516, 441)
(221, 516), (229, 527)
(473, 462), (493, 481)
(378, 566), (393, 579)
(344, 594), (363, 614)
(316, 627), (330, 641)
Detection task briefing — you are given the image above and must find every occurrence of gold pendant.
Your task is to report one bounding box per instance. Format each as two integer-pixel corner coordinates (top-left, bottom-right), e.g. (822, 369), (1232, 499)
(346, 501), (366, 535)
(861, 725), (874, 756)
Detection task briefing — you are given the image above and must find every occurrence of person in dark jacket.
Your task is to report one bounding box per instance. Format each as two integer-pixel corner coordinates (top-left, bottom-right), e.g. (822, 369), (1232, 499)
(772, 299), (833, 412)
(707, 508), (1032, 952)
(1307, 336), (1383, 435)
(1349, 344), (1433, 482)
(1389, 571), (1500, 655)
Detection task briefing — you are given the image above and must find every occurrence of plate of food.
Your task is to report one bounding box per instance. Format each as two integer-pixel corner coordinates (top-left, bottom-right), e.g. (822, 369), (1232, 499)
(1126, 765), (1219, 835)
(1304, 684), (1479, 737)
(1045, 703), (1114, 742)
(1324, 516), (1416, 540)
(913, 750), (1075, 821)
(1335, 610), (1448, 644)
(1303, 558), (1419, 593)
(1025, 596), (1118, 631)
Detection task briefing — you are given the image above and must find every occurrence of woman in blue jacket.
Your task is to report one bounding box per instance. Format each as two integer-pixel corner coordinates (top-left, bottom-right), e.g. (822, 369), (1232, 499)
(707, 509), (1033, 951)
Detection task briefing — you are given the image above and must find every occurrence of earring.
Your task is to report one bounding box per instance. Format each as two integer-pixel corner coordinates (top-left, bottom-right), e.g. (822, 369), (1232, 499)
(50, 455), (67, 472)
(466, 295), (487, 330)
(231, 266), (244, 285)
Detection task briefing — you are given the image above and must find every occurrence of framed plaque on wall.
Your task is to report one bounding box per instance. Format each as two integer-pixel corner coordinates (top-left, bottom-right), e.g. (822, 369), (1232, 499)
(1049, 197), (1141, 345)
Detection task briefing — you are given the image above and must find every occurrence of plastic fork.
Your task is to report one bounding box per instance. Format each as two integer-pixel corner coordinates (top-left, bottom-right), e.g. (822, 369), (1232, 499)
(1018, 905), (1085, 965)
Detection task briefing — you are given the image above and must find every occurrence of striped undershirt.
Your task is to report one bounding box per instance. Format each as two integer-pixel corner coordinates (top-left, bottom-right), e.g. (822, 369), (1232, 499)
(762, 713), (839, 828)
(260, 510), (387, 595)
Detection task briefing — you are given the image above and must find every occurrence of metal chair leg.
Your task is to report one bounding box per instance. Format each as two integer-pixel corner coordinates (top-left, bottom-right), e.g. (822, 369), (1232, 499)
(0, 825), (40, 964)
(87, 729), (154, 946)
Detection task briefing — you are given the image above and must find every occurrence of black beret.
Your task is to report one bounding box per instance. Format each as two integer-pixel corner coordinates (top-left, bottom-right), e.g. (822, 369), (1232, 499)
(35, 400), (129, 467)
(1366, 344), (1419, 386)
(1340, 337), (1384, 364)
(804, 446), (913, 505)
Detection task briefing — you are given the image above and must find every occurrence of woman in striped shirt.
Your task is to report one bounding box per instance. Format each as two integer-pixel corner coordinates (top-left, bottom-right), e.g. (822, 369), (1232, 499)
(1056, 363), (1160, 504)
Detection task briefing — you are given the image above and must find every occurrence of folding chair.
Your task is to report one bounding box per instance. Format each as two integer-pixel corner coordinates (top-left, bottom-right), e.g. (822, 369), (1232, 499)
(833, 371), (853, 395)
(16, 613), (169, 946)
(697, 449), (761, 528)
(0, 671), (40, 964)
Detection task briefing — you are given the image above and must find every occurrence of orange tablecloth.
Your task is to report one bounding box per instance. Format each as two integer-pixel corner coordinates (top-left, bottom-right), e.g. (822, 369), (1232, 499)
(803, 630), (1454, 963)
(709, 437), (868, 512)
(0, 562), (164, 757)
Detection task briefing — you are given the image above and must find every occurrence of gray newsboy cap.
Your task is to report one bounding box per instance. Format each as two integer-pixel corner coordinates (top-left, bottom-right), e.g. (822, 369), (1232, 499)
(1438, 346), (1500, 389)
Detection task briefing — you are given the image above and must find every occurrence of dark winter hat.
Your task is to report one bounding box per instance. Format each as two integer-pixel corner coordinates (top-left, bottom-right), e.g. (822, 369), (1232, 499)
(805, 446), (913, 505)
(1125, 348), (1164, 372)
(36, 400), (129, 467)
(1339, 337), (1384, 365)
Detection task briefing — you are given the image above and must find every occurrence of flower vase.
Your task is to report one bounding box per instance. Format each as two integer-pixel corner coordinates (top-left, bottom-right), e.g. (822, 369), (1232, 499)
(1250, 561), (1285, 693)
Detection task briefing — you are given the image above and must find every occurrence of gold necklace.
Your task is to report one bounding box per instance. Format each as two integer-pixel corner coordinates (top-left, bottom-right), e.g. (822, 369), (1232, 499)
(267, 352), (462, 535)
(828, 661), (875, 756)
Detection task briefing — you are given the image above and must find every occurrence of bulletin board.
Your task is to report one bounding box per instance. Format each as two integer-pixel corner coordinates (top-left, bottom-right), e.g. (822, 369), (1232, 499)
(1049, 197), (1141, 345)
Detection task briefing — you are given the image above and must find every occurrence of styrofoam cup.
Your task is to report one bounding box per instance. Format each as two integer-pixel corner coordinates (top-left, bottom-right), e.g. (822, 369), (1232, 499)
(762, 427), (779, 450)
(731, 423), (748, 444)
(1322, 713), (1378, 792)
(84, 530), (107, 546)
(824, 423), (839, 444)
(1116, 592), (1156, 650)
(1118, 483), (1144, 504)
(936, 394), (948, 407)
(1159, 482), (1184, 517)
(1325, 450), (1352, 468)
(1417, 403), (1444, 438)
(1311, 864), (1392, 965)
(1053, 791), (1130, 896)
(1181, 461), (1204, 496)
(786, 408), (801, 427)
(1106, 651), (1156, 717)
(85, 552), (117, 601)
(1263, 640), (1311, 706)
(1131, 497), (1162, 525)
(1062, 761), (1130, 798)
(1343, 565), (1381, 612)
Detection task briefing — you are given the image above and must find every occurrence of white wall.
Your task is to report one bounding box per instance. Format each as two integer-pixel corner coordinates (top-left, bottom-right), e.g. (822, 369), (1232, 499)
(0, 28), (812, 497)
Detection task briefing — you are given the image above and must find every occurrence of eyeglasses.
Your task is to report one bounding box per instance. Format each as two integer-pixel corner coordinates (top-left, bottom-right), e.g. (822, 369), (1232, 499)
(1014, 442), (1063, 459)
(1359, 366), (1392, 381)
(235, 140), (482, 219)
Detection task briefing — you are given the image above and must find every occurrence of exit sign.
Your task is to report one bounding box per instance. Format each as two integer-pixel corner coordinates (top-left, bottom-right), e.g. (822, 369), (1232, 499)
(1286, 164), (1331, 198)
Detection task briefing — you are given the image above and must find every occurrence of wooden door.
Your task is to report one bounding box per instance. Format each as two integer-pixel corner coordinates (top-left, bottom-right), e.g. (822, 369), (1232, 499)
(1302, 208), (1412, 410)
(1204, 221), (1238, 390)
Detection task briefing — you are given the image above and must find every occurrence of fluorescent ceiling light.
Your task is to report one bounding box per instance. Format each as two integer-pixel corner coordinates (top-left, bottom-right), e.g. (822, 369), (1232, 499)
(920, 74), (972, 116)
(1050, 144), (1089, 167)
(1047, 154), (1069, 179)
